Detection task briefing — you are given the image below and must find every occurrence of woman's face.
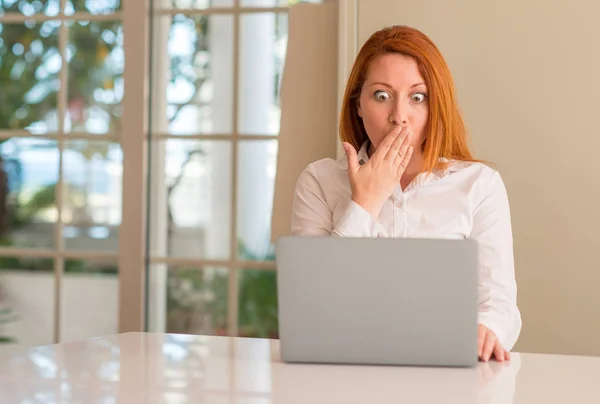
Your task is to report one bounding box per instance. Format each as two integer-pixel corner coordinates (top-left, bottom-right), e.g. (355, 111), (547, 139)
(357, 54), (429, 155)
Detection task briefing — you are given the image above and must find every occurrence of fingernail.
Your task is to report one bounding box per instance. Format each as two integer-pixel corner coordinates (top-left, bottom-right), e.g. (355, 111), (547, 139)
(395, 126), (402, 134)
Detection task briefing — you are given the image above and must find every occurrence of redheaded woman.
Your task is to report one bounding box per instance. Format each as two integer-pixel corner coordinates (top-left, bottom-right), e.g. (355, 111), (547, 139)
(291, 25), (521, 363)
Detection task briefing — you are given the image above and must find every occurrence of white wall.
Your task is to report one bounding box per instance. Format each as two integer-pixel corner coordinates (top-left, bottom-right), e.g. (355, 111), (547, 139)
(355, 0), (600, 356)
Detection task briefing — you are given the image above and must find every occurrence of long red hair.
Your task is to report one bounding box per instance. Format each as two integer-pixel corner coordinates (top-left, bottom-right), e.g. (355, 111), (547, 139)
(339, 25), (479, 172)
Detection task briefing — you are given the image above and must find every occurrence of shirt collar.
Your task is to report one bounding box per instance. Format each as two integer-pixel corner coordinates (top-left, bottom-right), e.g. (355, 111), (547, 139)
(337, 140), (370, 170)
(435, 157), (474, 177)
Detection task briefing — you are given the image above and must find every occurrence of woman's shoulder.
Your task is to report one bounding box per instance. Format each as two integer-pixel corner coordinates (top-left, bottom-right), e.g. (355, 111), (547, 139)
(447, 159), (501, 179)
(446, 160), (508, 197)
(301, 155), (348, 178)
(296, 156), (350, 191)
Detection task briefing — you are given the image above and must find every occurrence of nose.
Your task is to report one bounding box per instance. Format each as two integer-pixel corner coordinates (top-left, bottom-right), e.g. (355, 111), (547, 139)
(389, 99), (409, 126)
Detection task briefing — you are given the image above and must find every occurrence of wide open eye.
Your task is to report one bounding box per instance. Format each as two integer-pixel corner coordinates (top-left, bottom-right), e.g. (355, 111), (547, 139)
(411, 92), (427, 103)
(374, 90), (391, 102)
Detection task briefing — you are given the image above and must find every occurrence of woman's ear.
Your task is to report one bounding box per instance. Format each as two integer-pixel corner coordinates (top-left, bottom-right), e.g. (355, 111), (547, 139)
(356, 99), (362, 118)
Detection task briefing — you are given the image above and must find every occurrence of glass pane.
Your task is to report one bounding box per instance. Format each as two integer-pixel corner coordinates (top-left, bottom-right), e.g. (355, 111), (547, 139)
(238, 13), (287, 135)
(148, 140), (231, 260)
(238, 269), (278, 338)
(0, 21), (60, 133)
(66, 0), (122, 15)
(147, 265), (228, 336)
(66, 20), (123, 134)
(240, 0), (288, 6)
(61, 259), (118, 342)
(154, 0), (233, 10)
(0, 257), (54, 346)
(0, 138), (57, 249)
(62, 141), (122, 252)
(0, 0), (61, 17)
(237, 140), (277, 261)
(152, 14), (233, 135)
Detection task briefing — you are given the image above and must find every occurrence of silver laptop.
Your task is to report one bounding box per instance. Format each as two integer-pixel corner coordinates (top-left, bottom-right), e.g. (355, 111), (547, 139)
(275, 236), (479, 367)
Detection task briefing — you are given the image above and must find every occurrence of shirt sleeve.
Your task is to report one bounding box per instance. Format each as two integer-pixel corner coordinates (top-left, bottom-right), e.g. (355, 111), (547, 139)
(290, 164), (383, 237)
(470, 170), (522, 351)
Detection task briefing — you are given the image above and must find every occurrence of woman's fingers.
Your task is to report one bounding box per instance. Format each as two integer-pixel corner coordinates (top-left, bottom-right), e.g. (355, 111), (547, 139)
(478, 325), (511, 362)
(477, 326), (486, 358)
(343, 142), (360, 175)
(393, 130), (412, 166)
(396, 146), (413, 178)
(384, 126), (407, 161)
(493, 341), (505, 362)
(481, 332), (496, 362)
(372, 126), (402, 163)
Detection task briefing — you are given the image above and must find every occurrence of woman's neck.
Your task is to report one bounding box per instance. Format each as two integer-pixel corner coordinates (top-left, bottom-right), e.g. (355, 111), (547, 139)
(401, 153), (425, 189)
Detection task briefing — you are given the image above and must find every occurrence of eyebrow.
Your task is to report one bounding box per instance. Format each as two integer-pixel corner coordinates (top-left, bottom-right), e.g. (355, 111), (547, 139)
(370, 81), (426, 89)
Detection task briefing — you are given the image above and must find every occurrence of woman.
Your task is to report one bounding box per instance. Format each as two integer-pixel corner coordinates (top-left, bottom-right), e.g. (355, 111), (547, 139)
(290, 25), (522, 363)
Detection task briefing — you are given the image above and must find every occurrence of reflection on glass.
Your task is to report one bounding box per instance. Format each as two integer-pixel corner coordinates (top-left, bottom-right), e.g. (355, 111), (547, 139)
(66, 0), (122, 15)
(0, 257), (54, 346)
(66, 20), (123, 134)
(149, 266), (228, 336)
(241, 0), (327, 6)
(238, 270), (278, 339)
(61, 259), (118, 342)
(148, 140), (231, 260)
(0, 138), (57, 249)
(238, 12), (288, 135)
(237, 141), (277, 261)
(240, 0), (294, 6)
(0, 22), (60, 133)
(153, 14), (233, 135)
(154, 0), (233, 9)
(62, 141), (122, 252)
(0, 0), (61, 17)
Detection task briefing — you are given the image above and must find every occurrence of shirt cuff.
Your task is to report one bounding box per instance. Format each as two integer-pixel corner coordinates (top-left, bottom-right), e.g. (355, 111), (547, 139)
(332, 200), (379, 237)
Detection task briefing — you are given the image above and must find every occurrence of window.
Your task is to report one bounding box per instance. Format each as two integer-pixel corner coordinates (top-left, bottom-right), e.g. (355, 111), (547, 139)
(146, 0), (304, 339)
(0, 0), (322, 346)
(0, 0), (122, 345)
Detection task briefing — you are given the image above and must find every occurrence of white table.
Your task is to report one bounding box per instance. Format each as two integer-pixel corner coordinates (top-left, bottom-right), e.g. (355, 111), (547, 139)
(0, 332), (599, 403)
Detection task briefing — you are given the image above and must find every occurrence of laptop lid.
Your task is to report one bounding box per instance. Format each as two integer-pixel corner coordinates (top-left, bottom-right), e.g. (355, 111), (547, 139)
(276, 236), (479, 367)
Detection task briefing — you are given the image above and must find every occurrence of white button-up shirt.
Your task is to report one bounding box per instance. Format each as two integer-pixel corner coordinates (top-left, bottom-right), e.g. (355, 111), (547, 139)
(291, 141), (522, 351)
